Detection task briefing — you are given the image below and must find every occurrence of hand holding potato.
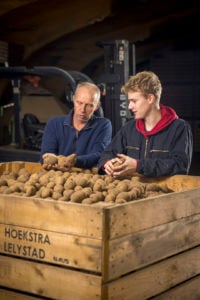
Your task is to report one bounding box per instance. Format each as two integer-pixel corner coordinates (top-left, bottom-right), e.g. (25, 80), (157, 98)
(104, 154), (138, 178)
(103, 156), (123, 176)
(42, 153), (77, 171)
(42, 153), (58, 170)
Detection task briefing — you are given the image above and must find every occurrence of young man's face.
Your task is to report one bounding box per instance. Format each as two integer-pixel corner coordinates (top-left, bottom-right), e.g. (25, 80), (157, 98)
(127, 91), (152, 119)
(73, 86), (99, 123)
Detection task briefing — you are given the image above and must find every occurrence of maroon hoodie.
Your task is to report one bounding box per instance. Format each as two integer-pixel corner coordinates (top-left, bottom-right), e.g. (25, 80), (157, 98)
(136, 104), (178, 138)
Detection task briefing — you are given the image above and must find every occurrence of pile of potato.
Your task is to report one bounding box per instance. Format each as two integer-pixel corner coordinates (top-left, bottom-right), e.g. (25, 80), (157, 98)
(0, 167), (173, 204)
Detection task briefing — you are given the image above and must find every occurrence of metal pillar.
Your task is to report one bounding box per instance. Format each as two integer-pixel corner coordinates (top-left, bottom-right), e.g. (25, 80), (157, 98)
(97, 40), (136, 136)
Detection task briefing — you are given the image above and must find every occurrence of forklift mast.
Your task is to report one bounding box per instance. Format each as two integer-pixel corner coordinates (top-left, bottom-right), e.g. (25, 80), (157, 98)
(97, 40), (136, 136)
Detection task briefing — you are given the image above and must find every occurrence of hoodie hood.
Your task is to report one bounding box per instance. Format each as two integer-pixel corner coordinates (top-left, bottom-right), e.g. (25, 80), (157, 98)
(136, 104), (178, 137)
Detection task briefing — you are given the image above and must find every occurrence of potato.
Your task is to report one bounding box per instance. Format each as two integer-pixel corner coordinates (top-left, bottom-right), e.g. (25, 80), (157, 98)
(52, 191), (62, 200)
(5, 171), (18, 180)
(82, 197), (93, 204)
(63, 189), (74, 201)
(104, 193), (116, 203)
(70, 187), (92, 203)
(2, 187), (12, 194)
(115, 198), (127, 204)
(104, 187), (120, 202)
(39, 174), (50, 185)
(62, 172), (70, 179)
(82, 187), (92, 197)
(59, 195), (70, 201)
(116, 181), (129, 192)
(18, 168), (29, 177)
(75, 175), (88, 187)
(10, 182), (24, 193)
(116, 191), (132, 201)
(46, 181), (55, 189)
(70, 190), (85, 203)
(40, 187), (52, 198)
(0, 178), (7, 186)
(28, 173), (40, 185)
(107, 182), (117, 189)
(112, 156), (125, 167)
(54, 184), (64, 194)
(43, 153), (58, 165)
(93, 178), (107, 192)
(0, 186), (7, 193)
(128, 183), (146, 199)
(74, 185), (83, 191)
(48, 169), (56, 176)
(87, 192), (104, 203)
(5, 178), (16, 187)
(145, 183), (161, 192)
(145, 191), (164, 198)
(35, 190), (42, 198)
(54, 170), (63, 176)
(24, 185), (37, 197)
(54, 176), (65, 185)
(64, 177), (76, 189)
(17, 174), (30, 183)
(104, 175), (114, 184)
(29, 173), (40, 181)
(57, 153), (77, 168)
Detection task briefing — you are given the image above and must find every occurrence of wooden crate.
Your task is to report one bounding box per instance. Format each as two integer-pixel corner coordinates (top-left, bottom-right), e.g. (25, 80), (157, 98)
(1, 162), (200, 299)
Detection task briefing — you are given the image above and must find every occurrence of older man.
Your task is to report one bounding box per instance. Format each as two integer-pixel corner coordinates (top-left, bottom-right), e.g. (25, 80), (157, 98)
(41, 81), (112, 170)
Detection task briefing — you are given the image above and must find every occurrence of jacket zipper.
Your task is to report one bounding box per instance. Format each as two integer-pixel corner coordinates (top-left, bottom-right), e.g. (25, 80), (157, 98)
(144, 137), (149, 158)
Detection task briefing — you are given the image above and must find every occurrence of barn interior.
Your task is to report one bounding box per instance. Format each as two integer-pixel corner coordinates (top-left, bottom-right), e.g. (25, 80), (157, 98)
(0, 0), (199, 174)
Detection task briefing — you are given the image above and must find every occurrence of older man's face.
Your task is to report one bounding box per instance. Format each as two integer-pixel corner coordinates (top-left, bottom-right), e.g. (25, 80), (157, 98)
(73, 86), (98, 124)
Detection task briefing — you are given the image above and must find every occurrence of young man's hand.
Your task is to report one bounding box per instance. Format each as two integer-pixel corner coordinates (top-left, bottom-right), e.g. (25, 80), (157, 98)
(104, 154), (138, 177)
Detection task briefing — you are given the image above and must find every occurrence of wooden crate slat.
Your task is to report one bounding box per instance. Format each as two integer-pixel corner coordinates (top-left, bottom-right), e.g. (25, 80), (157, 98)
(0, 255), (102, 300)
(0, 223), (102, 272)
(105, 213), (200, 280)
(0, 195), (103, 238)
(105, 188), (200, 239)
(151, 274), (200, 299)
(104, 246), (200, 300)
(0, 288), (44, 300)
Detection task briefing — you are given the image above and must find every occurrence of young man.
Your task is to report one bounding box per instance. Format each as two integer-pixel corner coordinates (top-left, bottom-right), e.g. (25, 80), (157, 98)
(98, 71), (193, 178)
(40, 81), (112, 170)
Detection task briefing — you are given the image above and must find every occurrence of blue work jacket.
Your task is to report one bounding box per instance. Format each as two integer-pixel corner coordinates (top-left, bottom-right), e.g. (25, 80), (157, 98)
(40, 110), (112, 168)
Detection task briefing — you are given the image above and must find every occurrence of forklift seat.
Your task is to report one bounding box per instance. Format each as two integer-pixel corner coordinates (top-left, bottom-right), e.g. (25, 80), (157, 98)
(22, 113), (45, 150)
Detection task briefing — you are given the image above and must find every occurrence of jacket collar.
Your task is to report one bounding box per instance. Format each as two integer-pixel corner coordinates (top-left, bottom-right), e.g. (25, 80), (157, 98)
(136, 104), (178, 137)
(63, 109), (97, 129)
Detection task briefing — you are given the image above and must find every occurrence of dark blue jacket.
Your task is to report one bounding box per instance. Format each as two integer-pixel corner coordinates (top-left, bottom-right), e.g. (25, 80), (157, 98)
(40, 110), (112, 168)
(98, 112), (193, 177)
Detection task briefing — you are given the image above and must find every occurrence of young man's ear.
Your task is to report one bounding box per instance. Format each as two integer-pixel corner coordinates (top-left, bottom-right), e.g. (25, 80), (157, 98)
(148, 94), (156, 104)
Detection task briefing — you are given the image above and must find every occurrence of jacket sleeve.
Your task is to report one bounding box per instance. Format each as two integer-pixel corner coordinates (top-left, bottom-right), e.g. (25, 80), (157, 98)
(97, 128), (126, 173)
(138, 120), (193, 177)
(76, 119), (112, 168)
